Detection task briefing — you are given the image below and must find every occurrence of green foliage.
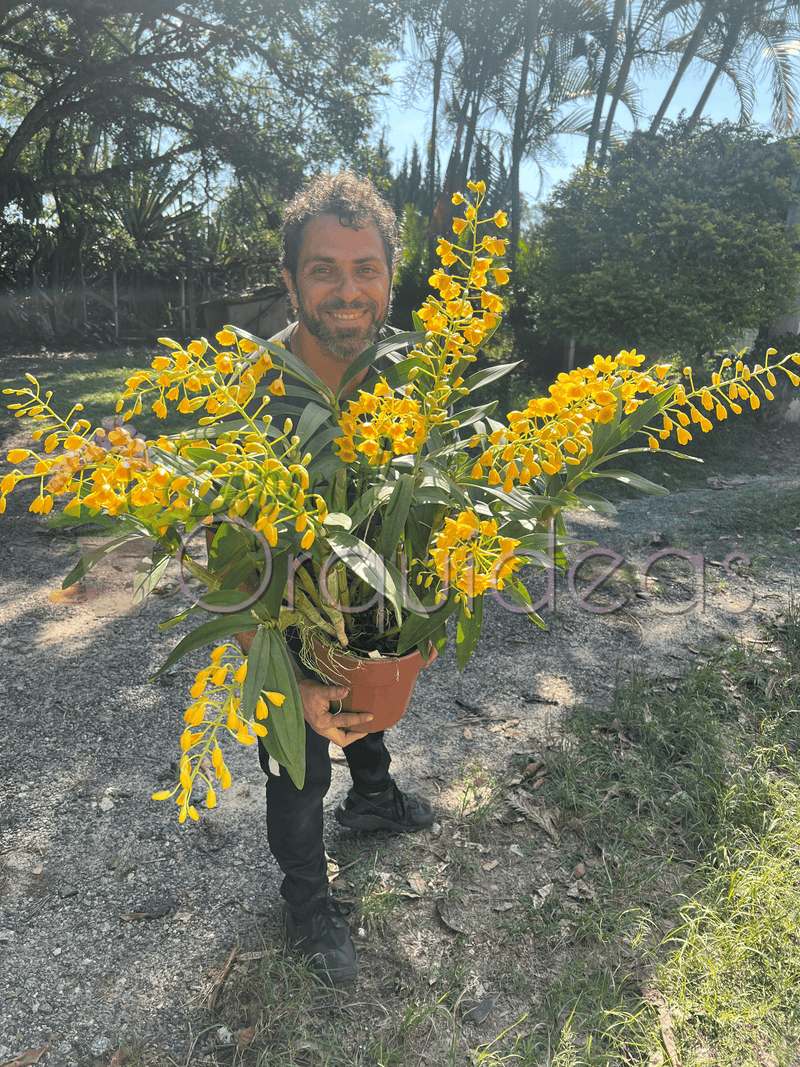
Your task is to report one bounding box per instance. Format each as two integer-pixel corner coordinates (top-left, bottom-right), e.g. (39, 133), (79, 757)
(0, 0), (397, 295)
(520, 120), (800, 362)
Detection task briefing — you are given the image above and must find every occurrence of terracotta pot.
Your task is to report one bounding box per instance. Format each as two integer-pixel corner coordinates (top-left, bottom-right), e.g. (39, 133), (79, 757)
(311, 638), (437, 733)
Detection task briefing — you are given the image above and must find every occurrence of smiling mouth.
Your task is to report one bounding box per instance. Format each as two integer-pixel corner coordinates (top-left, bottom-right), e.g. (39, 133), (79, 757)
(326, 308), (368, 322)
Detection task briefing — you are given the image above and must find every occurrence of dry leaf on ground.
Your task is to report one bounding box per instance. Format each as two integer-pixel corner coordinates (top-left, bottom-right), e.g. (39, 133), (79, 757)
(0, 1043), (52, 1067)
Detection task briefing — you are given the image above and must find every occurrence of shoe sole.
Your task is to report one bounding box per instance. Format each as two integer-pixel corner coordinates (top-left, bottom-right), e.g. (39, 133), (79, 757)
(309, 951), (359, 983)
(334, 810), (433, 833)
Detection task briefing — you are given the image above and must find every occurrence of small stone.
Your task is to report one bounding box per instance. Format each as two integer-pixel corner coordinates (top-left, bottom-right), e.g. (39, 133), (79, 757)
(59, 884), (78, 899)
(98, 797), (115, 813)
(138, 897), (172, 918)
(90, 1037), (112, 1057)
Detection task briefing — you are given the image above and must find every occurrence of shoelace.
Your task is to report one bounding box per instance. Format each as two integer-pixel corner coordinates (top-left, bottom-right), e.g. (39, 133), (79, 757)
(305, 895), (351, 940)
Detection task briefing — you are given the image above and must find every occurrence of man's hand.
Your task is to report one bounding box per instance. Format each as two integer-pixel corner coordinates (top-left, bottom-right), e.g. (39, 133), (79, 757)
(297, 678), (372, 748)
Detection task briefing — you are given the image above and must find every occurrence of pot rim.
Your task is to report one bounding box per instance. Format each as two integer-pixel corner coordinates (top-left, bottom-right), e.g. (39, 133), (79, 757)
(311, 636), (436, 666)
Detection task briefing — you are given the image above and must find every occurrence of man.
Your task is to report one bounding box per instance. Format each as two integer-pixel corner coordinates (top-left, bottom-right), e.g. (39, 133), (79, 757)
(237, 171), (434, 983)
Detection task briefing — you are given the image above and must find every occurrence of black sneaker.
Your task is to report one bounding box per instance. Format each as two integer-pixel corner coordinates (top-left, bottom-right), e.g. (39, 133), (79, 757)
(334, 782), (435, 834)
(282, 889), (359, 983)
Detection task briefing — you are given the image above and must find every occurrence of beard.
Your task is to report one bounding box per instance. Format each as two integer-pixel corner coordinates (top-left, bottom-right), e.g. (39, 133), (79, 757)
(295, 297), (390, 362)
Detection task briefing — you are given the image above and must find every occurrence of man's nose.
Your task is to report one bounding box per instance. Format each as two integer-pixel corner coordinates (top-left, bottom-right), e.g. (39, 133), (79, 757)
(334, 270), (360, 300)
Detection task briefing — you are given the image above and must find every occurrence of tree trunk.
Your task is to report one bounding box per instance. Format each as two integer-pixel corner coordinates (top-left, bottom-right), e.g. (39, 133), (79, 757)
(649, 2), (720, 134)
(685, 26), (741, 133)
(586, 0), (626, 161)
(598, 40), (634, 162)
(510, 6), (537, 264)
(429, 39), (444, 219)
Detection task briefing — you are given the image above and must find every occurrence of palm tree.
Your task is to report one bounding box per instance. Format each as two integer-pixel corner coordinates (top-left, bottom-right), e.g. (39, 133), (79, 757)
(684, 0), (800, 134)
(648, 0), (724, 133)
(404, 0), (460, 216)
(586, 0), (628, 159)
(649, 0), (800, 135)
(596, 0), (695, 162)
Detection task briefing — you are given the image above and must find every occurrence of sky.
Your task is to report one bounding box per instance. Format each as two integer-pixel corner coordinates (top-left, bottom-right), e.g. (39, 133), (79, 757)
(378, 55), (778, 205)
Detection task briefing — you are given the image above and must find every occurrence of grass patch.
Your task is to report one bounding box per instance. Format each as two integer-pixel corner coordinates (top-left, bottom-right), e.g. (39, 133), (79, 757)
(1, 346), (197, 444)
(139, 610), (797, 1067)
(587, 415), (790, 500)
(532, 609), (800, 1064)
(159, 613), (799, 1067)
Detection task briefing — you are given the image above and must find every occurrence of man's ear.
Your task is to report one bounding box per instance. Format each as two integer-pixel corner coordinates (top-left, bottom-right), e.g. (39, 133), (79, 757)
(283, 268), (299, 310)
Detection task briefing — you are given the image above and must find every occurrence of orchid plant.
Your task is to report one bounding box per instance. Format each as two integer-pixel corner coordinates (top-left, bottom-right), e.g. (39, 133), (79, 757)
(3, 181), (799, 820)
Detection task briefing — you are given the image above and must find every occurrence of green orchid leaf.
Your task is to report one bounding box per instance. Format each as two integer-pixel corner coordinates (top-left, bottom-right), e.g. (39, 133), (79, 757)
(403, 508), (434, 566)
(158, 590), (254, 627)
(506, 546), (554, 569)
(462, 362), (522, 392)
(61, 534), (145, 588)
(326, 530), (422, 615)
(230, 329), (333, 396)
(46, 508), (121, 531)
(456, 595), (484, 672)
(168, 418), (279, 443)
(322, 511), (353, 530)
(571, 491), (618, 514)
(295, 402), (335, 447)
(396, 589), (458, 655)
(336, 331), (424, 398)
(593, 446), (703, 464)
(253, 385), (328, 408)
(208, 520), (254, 572)
(254, 545), (291, 620)
(181, 445), (226, 464)
(587, 469), (669, 495)
(259, 630), (306, 789)
(502, 578), (548, 629)
(132, 550), (171, 604)
(413, 487), (453, 507)
(452, 402), (499, 429)
(158, 608), (192, 631)
(380, 357), (429, 390)
(309, 452), (343, 481)
(418, 464), (468, 510)
(149, 611), (258, 679)
(303, 424), (344, 459)
(588, 386), (677, 469)
(379, 473), (415, 561)
(240, 626), (270, 721)
(348, 483), (403, 529)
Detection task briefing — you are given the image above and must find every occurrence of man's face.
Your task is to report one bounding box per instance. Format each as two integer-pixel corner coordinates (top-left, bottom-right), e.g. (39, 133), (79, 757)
(284, 215), (392, 361)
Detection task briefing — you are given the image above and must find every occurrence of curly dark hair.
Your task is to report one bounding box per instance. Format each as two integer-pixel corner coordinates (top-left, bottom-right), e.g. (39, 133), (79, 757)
(281, 170), (399, 283)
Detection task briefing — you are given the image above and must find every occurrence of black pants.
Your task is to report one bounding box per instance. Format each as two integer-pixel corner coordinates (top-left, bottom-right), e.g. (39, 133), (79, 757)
(258, 726), (392, 907)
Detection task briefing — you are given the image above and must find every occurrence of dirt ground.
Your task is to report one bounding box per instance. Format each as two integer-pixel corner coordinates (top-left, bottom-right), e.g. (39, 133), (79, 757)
(1, 353), (800, 1066)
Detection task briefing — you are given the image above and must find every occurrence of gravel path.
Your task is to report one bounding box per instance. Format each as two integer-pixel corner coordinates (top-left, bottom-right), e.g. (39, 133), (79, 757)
(1, 427), (799, 1066)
